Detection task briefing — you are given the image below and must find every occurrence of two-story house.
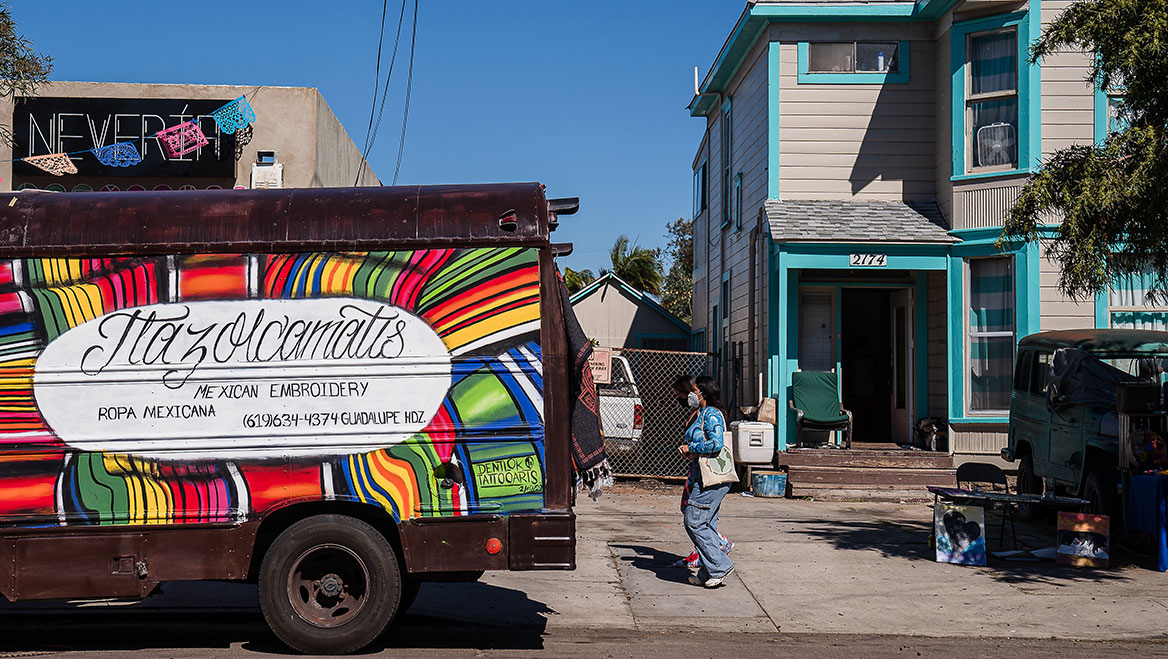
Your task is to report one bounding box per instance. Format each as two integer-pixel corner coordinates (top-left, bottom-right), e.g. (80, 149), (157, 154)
(690, 0), (1158, 465)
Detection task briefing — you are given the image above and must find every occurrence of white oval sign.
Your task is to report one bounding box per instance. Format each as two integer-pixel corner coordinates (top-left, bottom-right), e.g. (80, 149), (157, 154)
(33, 298), (452, 459)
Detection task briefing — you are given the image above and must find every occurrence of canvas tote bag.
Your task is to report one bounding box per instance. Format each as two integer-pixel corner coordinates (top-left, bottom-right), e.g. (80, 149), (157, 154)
(697, 409), (737, 486)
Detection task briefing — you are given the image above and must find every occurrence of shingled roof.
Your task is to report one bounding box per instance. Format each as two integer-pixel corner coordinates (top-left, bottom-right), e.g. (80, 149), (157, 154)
(765, 199), (957, 244)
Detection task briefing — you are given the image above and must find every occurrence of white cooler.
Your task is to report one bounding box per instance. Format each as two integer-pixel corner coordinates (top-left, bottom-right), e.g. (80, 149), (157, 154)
(731, 421), (775, 465)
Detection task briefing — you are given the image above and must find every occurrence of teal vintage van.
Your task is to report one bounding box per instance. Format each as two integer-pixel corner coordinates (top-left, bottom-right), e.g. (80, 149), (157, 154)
(1004, 329), (1168, 519)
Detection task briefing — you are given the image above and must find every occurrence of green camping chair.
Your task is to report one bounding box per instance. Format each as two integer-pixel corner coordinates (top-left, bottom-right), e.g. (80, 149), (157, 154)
(790, 371), (853, 449)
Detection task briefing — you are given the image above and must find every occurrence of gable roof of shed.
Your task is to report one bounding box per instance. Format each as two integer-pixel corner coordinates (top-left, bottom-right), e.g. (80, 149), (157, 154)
(569, 272), (691, 333)
(765, 199), (957, 244)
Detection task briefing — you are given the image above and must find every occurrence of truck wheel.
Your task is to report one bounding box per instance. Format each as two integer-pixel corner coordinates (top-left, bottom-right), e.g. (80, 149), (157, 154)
(258, 515), (400, 655)
(1016, 454), (1043, 522)
(1084, 469), (1120, 522)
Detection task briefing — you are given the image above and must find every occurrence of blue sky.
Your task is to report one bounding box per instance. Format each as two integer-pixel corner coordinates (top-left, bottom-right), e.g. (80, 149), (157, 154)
(15, 1), (744, 274)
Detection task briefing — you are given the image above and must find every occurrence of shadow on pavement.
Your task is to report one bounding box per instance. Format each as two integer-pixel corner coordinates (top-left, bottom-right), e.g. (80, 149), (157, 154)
(0, 581), (551, 654)
(608, 543), (692, 584)
(792, 514), (1140, 586)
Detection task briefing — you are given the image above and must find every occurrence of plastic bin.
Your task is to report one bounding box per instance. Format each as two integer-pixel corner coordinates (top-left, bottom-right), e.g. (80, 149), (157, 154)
(751, 470), (788, 498)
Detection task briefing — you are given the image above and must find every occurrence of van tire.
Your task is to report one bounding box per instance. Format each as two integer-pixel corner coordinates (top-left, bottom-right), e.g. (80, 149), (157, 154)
(259, 514), (400, 655)
(1084, 469), (1120, 522)
(1016, 454), (1042, 522)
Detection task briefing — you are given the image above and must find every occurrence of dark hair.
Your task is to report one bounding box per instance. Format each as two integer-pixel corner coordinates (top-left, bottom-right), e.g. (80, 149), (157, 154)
(671, 374), (695, 396)
(695, 376), (724, 413)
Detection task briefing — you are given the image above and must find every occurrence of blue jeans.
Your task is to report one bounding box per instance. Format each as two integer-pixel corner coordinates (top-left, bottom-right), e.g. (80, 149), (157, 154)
(683, 465), (733, 578)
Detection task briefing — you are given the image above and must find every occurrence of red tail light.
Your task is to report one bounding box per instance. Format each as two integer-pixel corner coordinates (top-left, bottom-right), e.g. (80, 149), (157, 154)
(633, 403), (643, 430)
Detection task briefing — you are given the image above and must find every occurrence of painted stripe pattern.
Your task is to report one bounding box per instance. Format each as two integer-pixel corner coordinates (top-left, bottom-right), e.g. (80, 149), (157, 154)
(0, 247), (544, 527)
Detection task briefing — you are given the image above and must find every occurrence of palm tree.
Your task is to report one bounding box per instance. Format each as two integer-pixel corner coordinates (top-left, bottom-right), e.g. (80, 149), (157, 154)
(562, 266), (596, 294)
(606, 235), (662, 295)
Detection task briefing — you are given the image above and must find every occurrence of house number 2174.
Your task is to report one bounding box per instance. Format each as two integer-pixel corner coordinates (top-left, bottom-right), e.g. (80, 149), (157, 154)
(849, 254), (887, 267)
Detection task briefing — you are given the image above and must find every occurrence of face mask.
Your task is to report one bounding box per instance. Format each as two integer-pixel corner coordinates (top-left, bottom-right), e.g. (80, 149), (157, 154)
(687, 392), (701, 408)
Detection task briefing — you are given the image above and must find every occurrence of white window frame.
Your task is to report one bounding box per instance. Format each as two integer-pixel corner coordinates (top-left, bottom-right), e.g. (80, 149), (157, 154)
(965, 27), (1019, 173)
(806, 41), (901, 74)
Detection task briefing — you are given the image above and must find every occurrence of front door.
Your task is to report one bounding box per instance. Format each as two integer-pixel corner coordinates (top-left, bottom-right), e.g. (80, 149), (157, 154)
(890, 289), (914, 444)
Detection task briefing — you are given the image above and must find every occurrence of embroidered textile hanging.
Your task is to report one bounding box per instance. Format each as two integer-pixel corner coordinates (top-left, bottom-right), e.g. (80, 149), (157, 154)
(210, 96), (256, 135)
(23, 153), (78, 176)
(91, 142), (143, 167)
(156, 122), (210, 158)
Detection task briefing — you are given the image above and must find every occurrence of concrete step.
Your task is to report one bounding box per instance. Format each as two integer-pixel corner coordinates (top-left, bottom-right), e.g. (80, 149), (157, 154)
(786, 465), (956, 488)
(780, 449), (953, 470)
(789, 484), (937, 502)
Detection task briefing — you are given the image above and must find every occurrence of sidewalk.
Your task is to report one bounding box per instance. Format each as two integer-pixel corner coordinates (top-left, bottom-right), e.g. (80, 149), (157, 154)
(417, 487), (1168, 640)
(4, 489), (1168, 642)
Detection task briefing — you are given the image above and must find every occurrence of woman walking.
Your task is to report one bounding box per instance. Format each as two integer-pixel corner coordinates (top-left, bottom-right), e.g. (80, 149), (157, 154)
(678, 376), (734, 587)
(672, 374), (732, 569)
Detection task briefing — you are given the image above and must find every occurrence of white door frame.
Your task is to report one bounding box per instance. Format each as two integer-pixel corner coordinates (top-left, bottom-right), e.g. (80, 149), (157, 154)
(890, 288), (915, 445)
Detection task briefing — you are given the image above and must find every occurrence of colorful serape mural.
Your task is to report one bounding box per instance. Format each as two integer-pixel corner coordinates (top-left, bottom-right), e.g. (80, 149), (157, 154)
(0, 247), (545, 528)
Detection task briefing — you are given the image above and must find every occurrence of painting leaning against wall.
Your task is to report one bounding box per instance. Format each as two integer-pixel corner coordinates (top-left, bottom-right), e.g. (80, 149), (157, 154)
(0, 247), (547, 528)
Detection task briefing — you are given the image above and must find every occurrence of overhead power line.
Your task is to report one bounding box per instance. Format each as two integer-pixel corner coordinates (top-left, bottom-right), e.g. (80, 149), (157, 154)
(355, 0), (408, 187)
(392, 0), (419, 186)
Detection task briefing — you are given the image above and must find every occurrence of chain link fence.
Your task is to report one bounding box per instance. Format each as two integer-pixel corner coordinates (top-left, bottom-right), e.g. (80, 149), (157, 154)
(599, 348), (713, 478)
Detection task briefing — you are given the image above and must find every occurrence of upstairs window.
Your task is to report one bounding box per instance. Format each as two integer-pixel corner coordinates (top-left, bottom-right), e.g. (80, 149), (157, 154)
(733, 173), (742, 231)
(721, 100), (732, 228)
(693, 161), (707, 218)
(807, 42), (899, 73)
(967, 29), (1018, 171)
(1107, 95), (1129, 135)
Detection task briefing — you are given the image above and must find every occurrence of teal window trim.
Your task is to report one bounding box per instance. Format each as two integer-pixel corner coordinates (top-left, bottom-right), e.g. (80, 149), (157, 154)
(1093, 84), (1108, 144)
(949, 6), (1041, 179)
(950, 168), (1030, 183)
(767, 42), (781, 200)
(721, 96), (733, 229)
(1094, 291), (1109, 328)
(797, 41), (910, 84)
(1094, 85), (1127, 144)
(733, 172), (743, 232)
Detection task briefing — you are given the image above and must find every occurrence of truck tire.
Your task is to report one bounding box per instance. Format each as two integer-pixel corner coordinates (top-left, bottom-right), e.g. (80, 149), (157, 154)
(1084, 469), (1120, 522)
(258, 515), (401, 655)
(1016, 454), (1043, 522)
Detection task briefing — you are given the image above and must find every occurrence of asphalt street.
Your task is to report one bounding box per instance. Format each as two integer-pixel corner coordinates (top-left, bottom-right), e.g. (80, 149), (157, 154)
(3, 486), (1168, 657)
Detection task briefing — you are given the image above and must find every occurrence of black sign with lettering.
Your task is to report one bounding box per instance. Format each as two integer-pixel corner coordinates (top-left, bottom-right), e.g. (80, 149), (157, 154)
(12, 97), (238, 178)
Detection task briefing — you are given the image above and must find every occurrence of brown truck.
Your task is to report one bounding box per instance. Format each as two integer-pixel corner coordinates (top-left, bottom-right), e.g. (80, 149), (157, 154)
(0, 183), (584, 653)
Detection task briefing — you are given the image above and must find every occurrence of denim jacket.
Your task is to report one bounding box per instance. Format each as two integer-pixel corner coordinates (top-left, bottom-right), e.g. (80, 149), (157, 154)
(685, 406), (725, 456)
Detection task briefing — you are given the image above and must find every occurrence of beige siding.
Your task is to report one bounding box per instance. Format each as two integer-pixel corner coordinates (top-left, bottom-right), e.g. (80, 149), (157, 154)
(1041, 0), (1095, 158)
(700, 36), (772, 405)
(927, 270), (948, 417)
(934, 25), (953, 222)
(951, 425), (1008, 455)
(1039, 239), (1095, 331)
(778, 39), (936, 202)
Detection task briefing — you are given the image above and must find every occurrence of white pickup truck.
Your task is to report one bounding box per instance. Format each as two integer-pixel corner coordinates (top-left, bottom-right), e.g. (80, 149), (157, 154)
(598, 355), (643, 453)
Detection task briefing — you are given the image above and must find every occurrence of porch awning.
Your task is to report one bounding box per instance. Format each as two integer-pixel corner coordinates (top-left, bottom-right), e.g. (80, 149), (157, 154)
(765, 199), (958, 244)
